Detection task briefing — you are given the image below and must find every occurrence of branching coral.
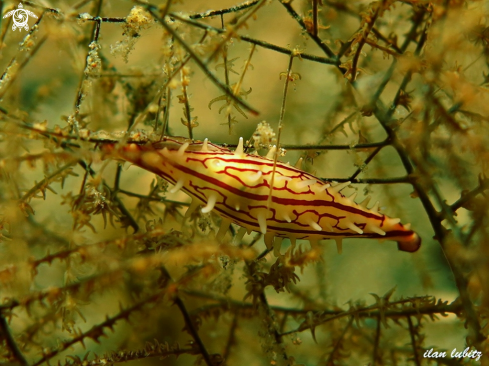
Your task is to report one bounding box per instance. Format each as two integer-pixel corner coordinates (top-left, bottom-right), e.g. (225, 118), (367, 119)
(0, 0), (488, 365)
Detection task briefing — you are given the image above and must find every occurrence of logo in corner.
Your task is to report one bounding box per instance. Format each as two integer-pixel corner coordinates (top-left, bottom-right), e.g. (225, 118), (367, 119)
(2, 3), (38, 32)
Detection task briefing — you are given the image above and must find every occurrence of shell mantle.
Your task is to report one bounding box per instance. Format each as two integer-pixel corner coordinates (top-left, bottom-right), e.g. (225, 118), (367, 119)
(107, 137), (421, 253)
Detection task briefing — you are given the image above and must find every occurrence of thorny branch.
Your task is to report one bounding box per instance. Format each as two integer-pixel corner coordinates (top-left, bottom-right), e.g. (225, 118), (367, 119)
(185, 290), (462, 320)
(450, 175), (489, 213)
(73, 0), (104, 127)
(0, 311), (28, 366)
(407, 316), (422, 366)
(0, 0), (488, 365)
(31, 292), (167, 366)
(278, 0), (486, 348)
(0, 13), (46, 100)
(350, 4), (381, 82)
(140, 3), (260, 116)
(278, 0), (336, 59)
(168, 12), (338, 65)
(159, 266), (215, 366)
(61, 344), (197, 366)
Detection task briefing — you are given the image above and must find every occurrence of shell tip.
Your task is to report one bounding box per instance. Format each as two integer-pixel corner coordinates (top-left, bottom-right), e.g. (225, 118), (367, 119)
(397, 233), (421, 252)
(257, 212), (267, 234)
(348, 192), (357, 202)
(273, 237), (283, 256)
(331, 181), (351, 193)
(346, 221), (363, 235)
(177, 142), (190, 156)
(216, 218), (231, 241)
(264, 232), (275, 250)
(359, 195), (372, 208)
(201, 138), (209, 152)
(370, 201), (380, 212)
(185, 199), (201, 218)
(169, 179), (184, 194)
(368, 224), (386, 236)
(309, 221), (322, 231)
(294, 157), (303, 169)
(234, 137), (244, 156)
(335, 238), (343, 254)
(233, 226), (247, 244)
(266, 145), (277, 160)
(201, 194), (217, 213)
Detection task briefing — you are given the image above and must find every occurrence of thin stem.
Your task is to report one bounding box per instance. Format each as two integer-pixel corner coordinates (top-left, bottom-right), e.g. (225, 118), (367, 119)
(371, 28), (403, 54)
(113, 164), (122, 190)
(169, 12), (338, 66)
(268, 53), (295, 209)
(22, 0), (62, 14)
(161, 0), (172, 18)
(125, 32), (206, 135)
(232, 44), (256, 109)
(223, 312), (238, 362)
(279, 0), (336, 59)
(450, 177), (489, 212)
(181, 68), (193, 140)
(258, 289), (289, 361)
(174, 296), (214, 365)
(77, 15), (126, 22)
(0, 311), (28, 366)
(144, 5), (259, 116)
(312, 0), (319, 37)
(160, 266), (214, 366)
(154, 93), (163, 133)
(220, 15), (233, 134)
(0, 2), (4, 49)
(348, 145), (384, 180)
(2, 117), (394, 151)
(190, 0), (260, 20)
(372, 315), (382, 365)
(324, 317), (353, 366)
(366, 9), (425, 105)
(364, 38), (400, 57)
(72, 0), (104, 132)
(326, 111), (358, 136)
(118, 189), (189, 207)
(284, 141), (388, 151)
(161, 87), (172, 138)
(407, 316), (421, 366)
(351, 5), (380, 82)
(106, 184), (140, 233)
(0, 16), (47, 99)
(255, 247), (271, 261)
(205, 0), (267, 64)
